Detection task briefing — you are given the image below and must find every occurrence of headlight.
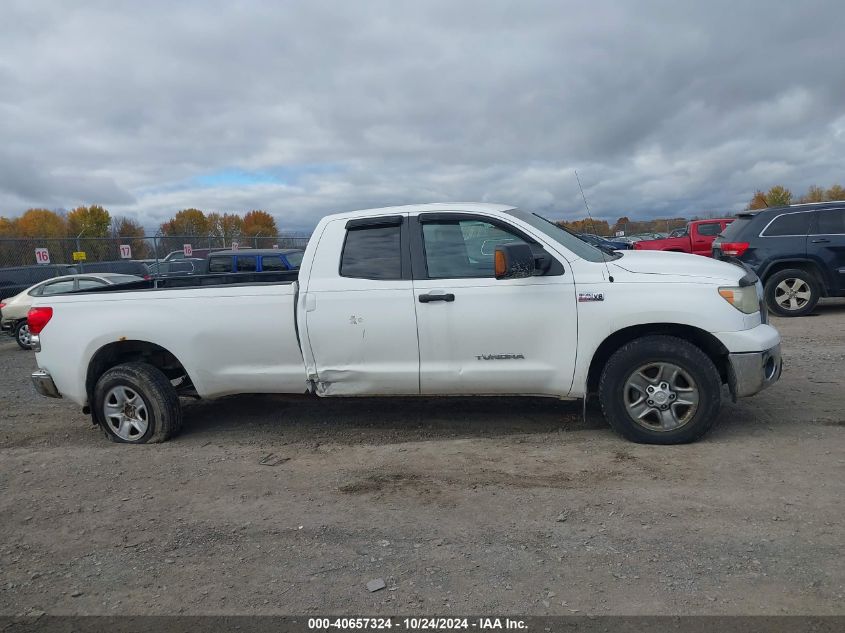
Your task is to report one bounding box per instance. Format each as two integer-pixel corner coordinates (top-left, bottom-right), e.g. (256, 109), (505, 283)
(718, 285), (759, 314)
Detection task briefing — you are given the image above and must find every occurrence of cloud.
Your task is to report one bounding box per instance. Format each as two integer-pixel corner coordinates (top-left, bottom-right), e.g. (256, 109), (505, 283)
(1, 0), (843, 230)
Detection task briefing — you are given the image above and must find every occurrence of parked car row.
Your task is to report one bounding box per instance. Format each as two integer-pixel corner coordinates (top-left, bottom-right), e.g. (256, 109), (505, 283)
(0, 248), (308, 349)
(581, 201), (844, 317)
(1, 273), (144, 348)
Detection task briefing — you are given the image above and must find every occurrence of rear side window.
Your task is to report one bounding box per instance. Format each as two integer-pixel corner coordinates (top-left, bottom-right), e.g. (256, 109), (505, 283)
(340, 225), (402, 280)
(696, 223), (722, 236)
(237, 256), (257, 272)
(815, 209), (845, 234)
(762, 212), (811, 236)
(719, 216), (752, 240)
(40, 279), (76, 295)
(208, 256), (233, 273)
(77, 278), (108, 290)
(261, 255), (287, 271)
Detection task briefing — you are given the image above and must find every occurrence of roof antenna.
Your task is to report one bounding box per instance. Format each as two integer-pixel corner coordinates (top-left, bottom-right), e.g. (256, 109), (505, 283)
(575, 169), (614, 283)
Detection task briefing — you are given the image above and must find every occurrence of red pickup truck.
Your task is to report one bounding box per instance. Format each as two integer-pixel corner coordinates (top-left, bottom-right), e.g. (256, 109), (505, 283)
(633, 219), (734, 257)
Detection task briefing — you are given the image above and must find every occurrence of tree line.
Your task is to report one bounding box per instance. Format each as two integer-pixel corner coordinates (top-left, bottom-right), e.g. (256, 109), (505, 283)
(0, 206), (280, 241)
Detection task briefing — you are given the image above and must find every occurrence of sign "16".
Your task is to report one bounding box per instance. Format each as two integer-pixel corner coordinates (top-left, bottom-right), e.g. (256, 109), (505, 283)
(35, 248), (50, 264)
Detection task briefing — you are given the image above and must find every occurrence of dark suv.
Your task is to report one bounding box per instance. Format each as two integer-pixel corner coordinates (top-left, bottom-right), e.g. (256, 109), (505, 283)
(713, 201), (845, 316)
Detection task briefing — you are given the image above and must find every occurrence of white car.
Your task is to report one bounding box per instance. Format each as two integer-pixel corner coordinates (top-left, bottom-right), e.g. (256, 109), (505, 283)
(28, 203), (781, 445)
(1, 273), (142, 349)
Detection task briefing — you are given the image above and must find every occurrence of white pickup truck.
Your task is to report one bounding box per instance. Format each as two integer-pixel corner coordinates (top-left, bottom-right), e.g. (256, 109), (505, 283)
(28, 203), (782, 445)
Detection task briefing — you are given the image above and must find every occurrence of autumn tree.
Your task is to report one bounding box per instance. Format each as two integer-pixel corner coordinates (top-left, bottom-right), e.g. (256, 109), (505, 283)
(66, 204), (111, 238)
(800, 185), (825, 203)
(111, 217), (150, 259)
(207, 212), (243, 246)
(159, 208), (210, 236)
(242, 210), (278, 238)
(0, 216), (16, 237)
(748, 186), (793, 209)
(825, 184), (845, 201)
(16, 208), (68, 238)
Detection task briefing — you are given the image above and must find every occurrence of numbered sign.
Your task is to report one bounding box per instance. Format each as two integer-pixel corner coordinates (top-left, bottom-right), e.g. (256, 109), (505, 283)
(231, 241), (239, 251)
(72, 251), (87, 262)
(35, 248), (50, 265)
(272, 244), (279, 249)
(183, 243), (193, 257)
(119, 244), (132, 259)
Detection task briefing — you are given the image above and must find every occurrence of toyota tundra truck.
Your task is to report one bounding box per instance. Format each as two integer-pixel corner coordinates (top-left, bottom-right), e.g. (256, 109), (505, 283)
(28, 203), (782, 445)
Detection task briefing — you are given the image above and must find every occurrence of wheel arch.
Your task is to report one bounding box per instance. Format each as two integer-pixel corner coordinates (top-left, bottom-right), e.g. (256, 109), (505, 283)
(760, 259), (829, 296)
(586, 323), (730, 394)
(86, 340), (194, 407)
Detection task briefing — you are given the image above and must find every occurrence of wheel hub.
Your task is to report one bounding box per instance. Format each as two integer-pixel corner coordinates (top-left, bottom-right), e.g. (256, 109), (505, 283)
(624, 362), (699, 431)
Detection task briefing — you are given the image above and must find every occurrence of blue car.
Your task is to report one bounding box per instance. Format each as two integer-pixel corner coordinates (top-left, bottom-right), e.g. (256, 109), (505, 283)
(206, 248), (304, 273)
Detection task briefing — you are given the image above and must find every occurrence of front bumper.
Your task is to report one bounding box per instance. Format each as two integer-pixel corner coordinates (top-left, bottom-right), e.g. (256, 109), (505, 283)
(727, 343), (782, 398)
(31, 369), (62, 399)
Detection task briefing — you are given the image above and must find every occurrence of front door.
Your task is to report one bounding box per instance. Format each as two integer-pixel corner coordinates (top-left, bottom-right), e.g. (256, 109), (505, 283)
(411, 214), (577, 396)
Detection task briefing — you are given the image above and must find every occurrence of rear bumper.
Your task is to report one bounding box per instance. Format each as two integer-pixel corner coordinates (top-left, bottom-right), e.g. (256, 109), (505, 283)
(31, 369), (62, 399)
(727, 343), (782, 398)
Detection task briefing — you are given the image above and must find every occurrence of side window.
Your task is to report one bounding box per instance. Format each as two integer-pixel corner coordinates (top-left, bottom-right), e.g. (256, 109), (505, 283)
(763, 213), (811, 236)
(696, 223), (721, 236)
(815, 209), (845, 234)
(236, 256), (257, 272)
(40, 279), (76, 295)
(261, 255), (286, 271)
(77, 278), (107, 290)
(422, 219), (528, 279)
(340, 225), (402, 280)
(208, 256), (233, 273)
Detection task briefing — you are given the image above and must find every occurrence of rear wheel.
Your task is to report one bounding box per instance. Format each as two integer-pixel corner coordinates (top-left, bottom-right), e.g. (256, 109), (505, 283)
(14, 320), (31, 350)
(598, 335), (722, 444)
(764, 269), (819, 317)
(93, 362), (182, 443)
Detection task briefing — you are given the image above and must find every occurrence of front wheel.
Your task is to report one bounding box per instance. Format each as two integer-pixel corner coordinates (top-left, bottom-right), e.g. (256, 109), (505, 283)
(598, 335), (722, 444)
(93, 362), (182, 443)
(14, 320), (32, 350)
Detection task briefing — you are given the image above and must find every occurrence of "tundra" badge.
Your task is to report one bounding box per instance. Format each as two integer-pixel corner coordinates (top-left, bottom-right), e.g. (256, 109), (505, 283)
(475, 353), (526, 360)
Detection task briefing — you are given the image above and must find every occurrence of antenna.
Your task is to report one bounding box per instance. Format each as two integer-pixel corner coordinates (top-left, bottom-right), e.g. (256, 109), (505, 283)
(574, 170), (614, 281)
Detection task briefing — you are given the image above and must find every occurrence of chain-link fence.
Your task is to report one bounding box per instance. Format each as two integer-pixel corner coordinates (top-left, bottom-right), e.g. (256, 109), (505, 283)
(0, 233), (311, 269)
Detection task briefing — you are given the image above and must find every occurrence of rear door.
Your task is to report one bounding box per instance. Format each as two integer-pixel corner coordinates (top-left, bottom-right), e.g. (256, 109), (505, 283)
(809, 208), (845, 295)
(411, 213), (577, 396)
(302, 215), (420, 395)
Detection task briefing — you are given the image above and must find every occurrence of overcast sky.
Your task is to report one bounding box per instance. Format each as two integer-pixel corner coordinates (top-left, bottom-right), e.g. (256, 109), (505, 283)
(2, 0), (844, 231)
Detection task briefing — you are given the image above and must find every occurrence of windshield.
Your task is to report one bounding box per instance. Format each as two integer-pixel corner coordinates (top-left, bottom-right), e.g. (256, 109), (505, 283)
(506, 209), (620, 262)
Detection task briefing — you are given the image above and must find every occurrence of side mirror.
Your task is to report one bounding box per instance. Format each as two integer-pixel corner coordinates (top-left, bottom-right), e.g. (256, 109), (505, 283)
(494, 243), (535, 280)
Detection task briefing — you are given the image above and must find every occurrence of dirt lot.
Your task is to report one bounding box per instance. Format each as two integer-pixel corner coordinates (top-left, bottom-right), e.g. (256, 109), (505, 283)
(1, 302), (843, 616)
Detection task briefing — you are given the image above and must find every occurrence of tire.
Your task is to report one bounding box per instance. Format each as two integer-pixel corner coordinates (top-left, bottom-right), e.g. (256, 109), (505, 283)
(764, 269), (820, 317)
(598, 335), (722, 444)
(14, 320), (32, 350)
(93, 362), (182, 444)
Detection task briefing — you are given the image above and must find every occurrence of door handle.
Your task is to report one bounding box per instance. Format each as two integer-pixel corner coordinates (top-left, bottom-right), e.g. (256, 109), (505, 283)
(418, 292), (455, 303)
(811, 238), (830, 243)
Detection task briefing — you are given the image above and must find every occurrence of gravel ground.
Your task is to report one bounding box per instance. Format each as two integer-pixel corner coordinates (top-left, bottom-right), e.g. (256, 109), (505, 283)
(1, 301), (843, 616)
